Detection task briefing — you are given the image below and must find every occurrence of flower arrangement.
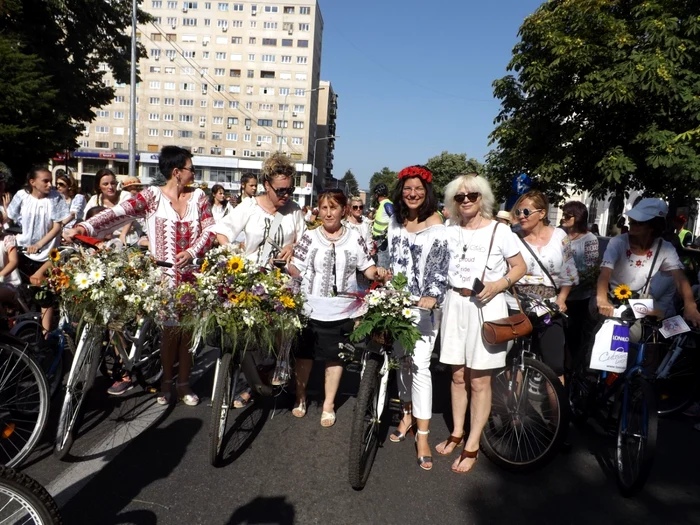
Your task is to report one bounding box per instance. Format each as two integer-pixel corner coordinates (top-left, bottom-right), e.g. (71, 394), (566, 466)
(43, 246), (173, 326)
(174, 244), (306, 355)
(349, 274), (422, 355)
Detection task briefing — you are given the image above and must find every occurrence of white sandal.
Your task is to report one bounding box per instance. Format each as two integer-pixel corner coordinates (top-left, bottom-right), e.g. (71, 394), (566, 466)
(292, 400), (306, 418)
(320, 411), (336, 428)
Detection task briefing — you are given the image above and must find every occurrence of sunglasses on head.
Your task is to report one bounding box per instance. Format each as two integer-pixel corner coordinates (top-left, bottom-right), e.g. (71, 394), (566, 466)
(352, 205), (364, 210)
(269, 184), (294, 198)
(454, 192), (480, 204)
(514, 208), (542, 218)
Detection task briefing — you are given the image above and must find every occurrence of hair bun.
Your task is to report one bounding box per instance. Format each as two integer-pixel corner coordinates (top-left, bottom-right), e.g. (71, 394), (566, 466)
(263, 152), (295, 180)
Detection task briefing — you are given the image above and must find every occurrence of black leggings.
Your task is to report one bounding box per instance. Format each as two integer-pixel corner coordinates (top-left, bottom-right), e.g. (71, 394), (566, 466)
(531, 316), (566, 377)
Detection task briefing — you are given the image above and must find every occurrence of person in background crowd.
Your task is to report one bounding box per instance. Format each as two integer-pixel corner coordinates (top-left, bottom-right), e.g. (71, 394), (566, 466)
(84, 169), (135, 245)
(0, 169), (12, 227)
(371, 183), (393, 267)
(65, 146), (216, 403)
(55, 171), (86, 230)
(288, 189), (386, 427)
(436, 173), (526, 474)
(387, 165), (448, 472)
(590, 224), (600, 236)
(210, 184), (233, 223)
(674, 215), (693, 248)
(495, 210), (511, 226)
(367, 208), (376, 221)
(344, 196), (373, 248)
(122, 176), (143, 197)
(240, 173), (258, 201)
(560, 201), (599, 371)
(439, 203), (451, 225)
(0, 225), (23, 317)
(7, 166), (70, 334)
(120, 177), (146, 245)
(513, 190), (578, 385)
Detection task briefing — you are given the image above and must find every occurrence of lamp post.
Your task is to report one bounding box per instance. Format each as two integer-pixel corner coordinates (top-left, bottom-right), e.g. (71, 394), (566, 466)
(311, 135), (337, 207)
(128, 0), (137, 178)
(280, 86), (325, 151)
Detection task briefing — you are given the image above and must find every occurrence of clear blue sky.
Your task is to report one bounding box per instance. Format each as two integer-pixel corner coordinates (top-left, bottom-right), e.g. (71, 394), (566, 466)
(318, 0), (543, 189)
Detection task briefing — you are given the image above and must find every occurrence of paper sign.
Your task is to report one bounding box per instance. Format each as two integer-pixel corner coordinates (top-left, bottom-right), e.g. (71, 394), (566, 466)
(659, 315), (691, 339)
(629, 299), (654, 319)
(589, 319), (630, 373)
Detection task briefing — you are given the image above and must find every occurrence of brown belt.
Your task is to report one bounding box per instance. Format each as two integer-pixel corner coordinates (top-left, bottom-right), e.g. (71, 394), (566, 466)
(449, 286), (473, 297)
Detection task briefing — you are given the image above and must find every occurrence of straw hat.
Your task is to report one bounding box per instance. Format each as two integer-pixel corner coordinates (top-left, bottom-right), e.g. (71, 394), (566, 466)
(122, 176), (142, 190)
(496, 210), (511, 222)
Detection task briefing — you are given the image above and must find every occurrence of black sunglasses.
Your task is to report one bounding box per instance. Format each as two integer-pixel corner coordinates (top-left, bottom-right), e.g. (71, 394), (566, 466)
(514, 208), (543, 218)
(269, 184), (294, 198)
(352, 205), (364, 210)
(454, 192), (480, 204)
(56, 182), (67, 188)
(562, 213), (573, 220)
(179, 166), (196, 173)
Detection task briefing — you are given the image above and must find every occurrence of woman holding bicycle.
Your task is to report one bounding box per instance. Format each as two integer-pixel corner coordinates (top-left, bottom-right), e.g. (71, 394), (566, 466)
(435, 174), (526, 474)
(288, 189), (386, 427)
(597, 198), (700, 332)
(513, 190), (578, 383)
(65, 146), (217, 406)
(387, 165), (448, 472)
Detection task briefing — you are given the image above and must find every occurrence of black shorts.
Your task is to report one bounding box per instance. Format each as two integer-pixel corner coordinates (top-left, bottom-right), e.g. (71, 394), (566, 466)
(295, 318), (354, 361)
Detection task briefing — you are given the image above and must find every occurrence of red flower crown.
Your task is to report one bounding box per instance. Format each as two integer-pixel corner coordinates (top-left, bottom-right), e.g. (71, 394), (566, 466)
(398, 165), (432, 184)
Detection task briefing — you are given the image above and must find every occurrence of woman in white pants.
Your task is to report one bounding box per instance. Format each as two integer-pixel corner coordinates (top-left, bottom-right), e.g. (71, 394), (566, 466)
(386, 165), (449, 471)
(435, 174), (526, 474)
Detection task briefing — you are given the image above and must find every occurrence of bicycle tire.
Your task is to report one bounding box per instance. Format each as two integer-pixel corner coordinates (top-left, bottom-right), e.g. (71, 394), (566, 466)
(481, 357), (568, 472)
(209, 352), (234, 467)
(132, 320), (163, 387)
(616, 376), (658, 497)
(656, 350), (698, 416)
(348, 355), (384, 490)
(0, 342), (50, 468)
(9, 320), (64, 398)
(0, 465), (62, 524)
(54, 326), (102, 460)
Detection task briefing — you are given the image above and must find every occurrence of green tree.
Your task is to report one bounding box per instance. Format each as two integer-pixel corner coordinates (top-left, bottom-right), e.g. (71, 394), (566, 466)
(369, 167), (397, 204)
(341, 169), (360, 196)
(0, 0), (150, 180)
(425, 151), (484, 199)
(488, 0), (700, 204)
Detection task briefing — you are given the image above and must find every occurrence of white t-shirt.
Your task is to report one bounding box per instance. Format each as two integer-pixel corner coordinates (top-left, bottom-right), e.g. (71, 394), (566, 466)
(446, 221), (520, 289)
(292, 226), (374, 321)
(0, 236), (22, 286)
(6, 189), (70, 262)
(517, 227), (579, 293)
(600, 234), (682, 294)
(214, 196), (306, 265)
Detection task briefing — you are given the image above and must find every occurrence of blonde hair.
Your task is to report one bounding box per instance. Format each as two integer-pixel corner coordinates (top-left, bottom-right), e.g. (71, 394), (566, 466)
(513, 190), (550, 226)
(262, 152), (295, 183)
(444, 173), (496, 222)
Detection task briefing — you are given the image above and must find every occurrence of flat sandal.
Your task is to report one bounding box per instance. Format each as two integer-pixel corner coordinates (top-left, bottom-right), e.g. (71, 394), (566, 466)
(435, 435), (464, 456)
(452, 448), (479, 474)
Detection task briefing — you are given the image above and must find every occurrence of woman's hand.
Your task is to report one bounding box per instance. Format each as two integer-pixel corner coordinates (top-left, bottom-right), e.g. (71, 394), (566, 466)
(26, 244), (41, 255)
(277, 243), (294, 263)
(417, 296), (437, 310)
(175, 251), (193, 268)
(683, 304), (700, 328)
(597, 297), (614, 317)
(62, 226), (85, 243)
(554, 297), (568, 314)
(476, 280), (507, 304)
(374, 267), (387, 281)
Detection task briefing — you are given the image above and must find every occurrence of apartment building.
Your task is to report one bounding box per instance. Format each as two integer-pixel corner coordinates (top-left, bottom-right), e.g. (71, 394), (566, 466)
(314, 80), (337, 189)
(66, 0), (324, 205)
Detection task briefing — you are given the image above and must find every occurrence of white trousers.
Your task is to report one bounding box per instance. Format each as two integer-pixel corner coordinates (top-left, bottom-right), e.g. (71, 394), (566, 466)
(395, 308), (441, 421)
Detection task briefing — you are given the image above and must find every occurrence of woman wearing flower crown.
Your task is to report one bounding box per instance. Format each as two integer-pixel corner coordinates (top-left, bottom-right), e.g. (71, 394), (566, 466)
(65, 146), (217, 406)
(386, 165), (449, 471)
(288, 189), (386, 427)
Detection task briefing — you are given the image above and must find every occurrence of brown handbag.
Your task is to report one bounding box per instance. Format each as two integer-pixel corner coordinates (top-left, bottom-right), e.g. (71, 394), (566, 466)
(475, 224), (533, 345)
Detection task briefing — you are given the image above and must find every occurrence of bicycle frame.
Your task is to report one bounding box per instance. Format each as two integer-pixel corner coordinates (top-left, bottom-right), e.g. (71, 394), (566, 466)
(359, 342), (391, 424)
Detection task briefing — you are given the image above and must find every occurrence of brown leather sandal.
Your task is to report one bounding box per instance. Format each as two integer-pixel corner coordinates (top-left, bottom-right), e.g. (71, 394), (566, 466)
(435, 435), (465, 456)
(451, 448), (479, 474)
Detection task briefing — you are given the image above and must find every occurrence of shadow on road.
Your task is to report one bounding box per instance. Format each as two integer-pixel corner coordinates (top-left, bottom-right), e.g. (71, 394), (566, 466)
(58, 417), (202, 524)
(227, 496), (295, 525)
(219, 399), (270, 467)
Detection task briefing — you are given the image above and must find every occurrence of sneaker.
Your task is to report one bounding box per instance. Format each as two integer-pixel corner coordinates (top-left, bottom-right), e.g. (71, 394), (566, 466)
(683, 402), (700, 417)
(107, 378), (134, 396)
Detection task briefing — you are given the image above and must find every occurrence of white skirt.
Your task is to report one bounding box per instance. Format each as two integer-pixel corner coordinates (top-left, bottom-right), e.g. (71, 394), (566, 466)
(439, 289), (510, 369)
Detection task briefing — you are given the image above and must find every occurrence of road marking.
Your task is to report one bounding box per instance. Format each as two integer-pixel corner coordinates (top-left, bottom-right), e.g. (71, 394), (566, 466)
(46, 348), (217, 506)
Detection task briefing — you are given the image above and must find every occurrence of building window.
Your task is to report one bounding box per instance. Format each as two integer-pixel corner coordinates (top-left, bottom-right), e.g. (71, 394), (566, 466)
(149, 66), (161, 73)
(204, 18), (210, 25)
(293, 121), (304, 129)
(183, 1), (198, 8)
(229, 85), (241, 93)
(294, 88), (305, 97)
(264, 5), (278, 12)
(278, 103), (289, 111)
(150, 49), (161, 58)
(245, 102), (252, 110)
(260, 70), (275, 79)
(228, 101), (239, 109)
(95, 141), (109, 148)
(293, 104), (305, 113)
(243, 134), (251, 142)
(183, 50), (196, 58)
(248, 54), (255, 61)
(214, 68), (225, 75)
(163, 114), (174, 121)
(179, 114), (193, 122)
(229, 68), (241, 77)
(202, 51), (209, 58)
(217, 2), (227, 10)
(149, 81), (161, 89)
(283, 6), (294, 14)
(297, 40), (309, 48)
(292, 137), (303, 145)
(181, 82), (195, 91)
(182, 17), (197, 26)
(165, 66), (176, 74)
(299, 23), (309, 31)
(163, 129), (174, 137)
(213, 116), (224, 124)
(279, 87), (290, 95)
(231, 36), (242, 44)
(165, 49), (176, 59)
(164, 97), (175, 105)
(213, 100), (224, 108)
(277, 120), (288, 128)
(260, 87), (274, 95)
(217, 19), (228, 28)
(295, 73), (307, 81)
(226, 133), (237, 141)
(257, 135), (272, 143)
(96, 110), (109, 117)
(249, 20), (256, 28)
(247, 69), (254, 78)
(215, 51), (226, 60)
(230, 53), (242, 61)
(95, 126), (110, 133)
(152, 0), (162, 7)
(229, 19), (242, 27)
(148, 129), (159, 136)
(148, 113), (160, 120)
(115, 95), (125, 103)
(204, 1), (211, 7)
(300, 6), (310, 14)
(296, 56), (307, 64)
(200, 100), (208, 107)
(281, 39), (293, 47)
(113, 142), (124, 150)
(199, 131), (206, 139)
(212, 132), (222, 140)
(232, 2), (243, 10)
(148, 97), (160, 105)
(263, 22), (277, 29)
(166, 16), (177, 25)
(166, 1), (177, 8)
(113, 127), (124, 135)
(114, 111), (125, 119)
(258, 119), (272, 126)
(179, 99), (194, 106)
(179, 130), (193, 138)
(281, 55), (291, 63)
(261, 55), (275, 63)
(262, 38), (277, 46)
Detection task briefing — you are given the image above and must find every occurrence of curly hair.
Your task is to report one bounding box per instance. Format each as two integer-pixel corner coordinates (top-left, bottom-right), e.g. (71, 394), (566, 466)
(261, 152), (295, 184)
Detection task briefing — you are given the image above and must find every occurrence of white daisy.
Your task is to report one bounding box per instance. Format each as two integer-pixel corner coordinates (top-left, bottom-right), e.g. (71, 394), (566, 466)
(113, 278), (127, 292)
(137, 280), (150, 292)
(402, 308), (413, 319)
(75, 273), (90, 290)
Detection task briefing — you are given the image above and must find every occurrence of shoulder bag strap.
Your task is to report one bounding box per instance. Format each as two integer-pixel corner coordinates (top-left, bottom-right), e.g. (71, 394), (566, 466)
(640, 238), (663, 295)
(480, 222), (499, 282)
(517, 235), (560, 294)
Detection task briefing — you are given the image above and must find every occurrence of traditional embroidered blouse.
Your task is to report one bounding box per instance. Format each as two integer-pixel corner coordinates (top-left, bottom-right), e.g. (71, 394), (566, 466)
(343, 216), (373, 249)
(517, 227), (579, 294)
(0, 235), (22, 286)
(78, 187), (216, 279)
(387, 220), (449, 303)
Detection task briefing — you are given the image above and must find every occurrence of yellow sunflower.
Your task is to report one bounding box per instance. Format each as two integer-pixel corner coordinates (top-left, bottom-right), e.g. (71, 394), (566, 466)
(200, 259), (209, 273)
(227, 256), (244, 274)
(613, 284), (633, 301)
(49, 248), (60, 262)
(280, 295), (296, 309)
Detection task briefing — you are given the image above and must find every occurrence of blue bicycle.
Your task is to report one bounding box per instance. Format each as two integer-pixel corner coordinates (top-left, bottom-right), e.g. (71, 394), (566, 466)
(569, 308), (658, 497)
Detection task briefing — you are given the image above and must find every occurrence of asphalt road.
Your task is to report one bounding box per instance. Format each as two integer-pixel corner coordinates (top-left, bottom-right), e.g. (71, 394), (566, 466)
(21, 348), (700, 525)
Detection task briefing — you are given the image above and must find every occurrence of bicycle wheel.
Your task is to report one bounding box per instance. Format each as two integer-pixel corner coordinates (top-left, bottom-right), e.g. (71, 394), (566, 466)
(54, 325), (103, 460)
(0, 342), (50, 468)
(0, 466), (62, 524)
(348, 355), (385, 490)
(209, 352), (236, 466)
(656, 350), (698, 416)
(481, 357), (568, 472)
(616, 376), (658, 497)
(132, 320), (163, 387)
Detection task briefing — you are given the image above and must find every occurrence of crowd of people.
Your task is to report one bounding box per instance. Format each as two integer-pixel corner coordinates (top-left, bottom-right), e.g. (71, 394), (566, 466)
(1, 145), (700, 472)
